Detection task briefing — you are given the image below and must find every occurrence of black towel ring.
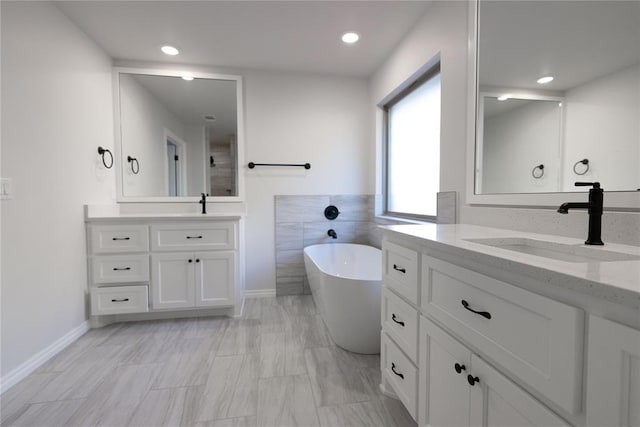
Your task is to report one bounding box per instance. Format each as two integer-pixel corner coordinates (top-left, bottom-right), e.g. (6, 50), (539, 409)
(127, 155), (140, 174)
(97, 146), (113, 169)
(531, 164), (544, 179)
(573, 158), (589, 175)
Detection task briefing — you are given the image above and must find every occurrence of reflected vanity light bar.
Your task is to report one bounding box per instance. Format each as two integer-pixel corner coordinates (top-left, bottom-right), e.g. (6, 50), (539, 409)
(497, 94), (512, 101)
(181, 74), (194, 81)
(537, 76), (554, 84)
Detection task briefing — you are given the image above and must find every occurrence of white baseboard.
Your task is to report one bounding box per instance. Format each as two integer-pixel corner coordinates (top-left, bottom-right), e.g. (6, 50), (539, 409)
(0, 321), (90, 395)
(243, 289), (276, 298)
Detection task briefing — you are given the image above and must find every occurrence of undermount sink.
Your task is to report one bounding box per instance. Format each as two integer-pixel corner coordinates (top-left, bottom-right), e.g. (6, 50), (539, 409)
(464, 237), (640, 263)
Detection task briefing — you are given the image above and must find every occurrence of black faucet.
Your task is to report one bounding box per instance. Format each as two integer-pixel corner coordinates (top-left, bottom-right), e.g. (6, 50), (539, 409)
(327, 229), (337, 239)
(557, 182), (604, 245)
(199, 193), (207, 214)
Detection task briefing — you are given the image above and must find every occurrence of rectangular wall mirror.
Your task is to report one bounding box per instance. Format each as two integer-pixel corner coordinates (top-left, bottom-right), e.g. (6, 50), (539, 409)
(115, 68), (244, 201)
(472, 0), (639, 206)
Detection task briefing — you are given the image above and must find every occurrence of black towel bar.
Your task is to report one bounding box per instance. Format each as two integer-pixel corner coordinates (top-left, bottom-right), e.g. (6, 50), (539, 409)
(248, 162), (311, 170)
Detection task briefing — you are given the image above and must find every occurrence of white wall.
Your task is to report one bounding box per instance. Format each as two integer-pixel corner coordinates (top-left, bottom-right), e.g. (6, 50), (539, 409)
(563, 63), (639, 191)
(482, 99), (561, 193)
(370, 1), (640, 246)
(1, 1), (115, 378)
(184, 124), (206, 195)
(119, 74), (185, 197)
(370, 1), (469, 217)
(243, 71), (370, 291)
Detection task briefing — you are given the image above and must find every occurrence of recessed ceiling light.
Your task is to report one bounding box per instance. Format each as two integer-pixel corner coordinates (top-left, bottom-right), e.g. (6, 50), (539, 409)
(161, 45), (179, 56)
(497, 94), (512, 101)
(181, 74), (194, 81)
(341, 32), (360, 44)
(537, 76), (554, 84)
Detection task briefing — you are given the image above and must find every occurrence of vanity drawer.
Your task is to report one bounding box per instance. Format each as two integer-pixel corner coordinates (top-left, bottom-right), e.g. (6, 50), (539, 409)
(383, 241), (419, 304)
(382, 288), (419, 363)
(91, 254), (149, 284)
(151, 222), (236, 252)
(89, 224), (149, 254)
(91, 285), (149, 315)
(421, 255), (584, 415)
(381, 331), (418, 420)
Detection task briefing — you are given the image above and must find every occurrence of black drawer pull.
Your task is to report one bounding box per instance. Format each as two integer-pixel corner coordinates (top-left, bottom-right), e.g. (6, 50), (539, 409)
(186, 235), (203, 239)
(113, 267), (131, 271)
(461, 300), (492, 319)
(112, 237), (130, 241)
(195, 259), (200, 263)
(467, 374), (480, 386)
(393, 264), (406, 274)
(391, 363), (404, 379)
(392, 313), (405, 327)
(111, 298), (130, 303)
(454, 363), (466, 374)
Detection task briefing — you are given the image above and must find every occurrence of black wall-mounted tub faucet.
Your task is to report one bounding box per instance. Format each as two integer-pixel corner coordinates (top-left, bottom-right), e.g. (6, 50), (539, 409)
(557, 182), (604, 245)
(199, 193), (207, 215)
(327, 229), (337, 239)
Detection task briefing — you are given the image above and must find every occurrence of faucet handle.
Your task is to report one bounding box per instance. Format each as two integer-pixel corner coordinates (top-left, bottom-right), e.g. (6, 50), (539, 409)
(575, 182), (600, 189)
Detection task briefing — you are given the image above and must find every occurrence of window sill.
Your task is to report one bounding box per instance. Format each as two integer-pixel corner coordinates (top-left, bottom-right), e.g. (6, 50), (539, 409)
(374, 215), (437, 225)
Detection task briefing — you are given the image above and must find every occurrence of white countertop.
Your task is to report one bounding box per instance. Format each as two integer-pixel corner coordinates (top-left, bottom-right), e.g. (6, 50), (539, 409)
(380, 223), (640, 309)
(84, 204), (246, 221)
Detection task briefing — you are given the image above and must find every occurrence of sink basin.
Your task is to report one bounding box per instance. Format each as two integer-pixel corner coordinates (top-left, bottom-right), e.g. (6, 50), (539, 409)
(464, 237), (640, 263)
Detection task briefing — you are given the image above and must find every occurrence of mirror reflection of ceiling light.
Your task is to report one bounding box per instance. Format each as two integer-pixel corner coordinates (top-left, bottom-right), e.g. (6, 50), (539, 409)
(537, 76), (554, 84)
(341, 32), (360, 44)
(497, 94), (512, 101)
(181, 74), (194, 81)
(161, 45), (179, 56)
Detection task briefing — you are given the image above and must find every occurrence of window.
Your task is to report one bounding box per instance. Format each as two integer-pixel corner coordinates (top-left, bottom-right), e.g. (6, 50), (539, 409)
(384, 64), (441, 219)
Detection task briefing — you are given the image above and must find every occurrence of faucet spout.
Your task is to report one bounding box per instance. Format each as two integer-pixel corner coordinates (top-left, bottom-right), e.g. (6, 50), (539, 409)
(557, 202), (590, 214)
(327, 229), (337, 239)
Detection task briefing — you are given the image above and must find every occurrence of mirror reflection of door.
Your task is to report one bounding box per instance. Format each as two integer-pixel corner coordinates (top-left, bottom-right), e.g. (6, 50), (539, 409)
(167, 140), (178, 196)
(165, 132), (186, 196)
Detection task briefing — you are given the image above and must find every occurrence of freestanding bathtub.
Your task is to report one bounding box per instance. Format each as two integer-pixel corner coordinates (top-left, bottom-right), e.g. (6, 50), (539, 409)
(303, 243), (382, 354)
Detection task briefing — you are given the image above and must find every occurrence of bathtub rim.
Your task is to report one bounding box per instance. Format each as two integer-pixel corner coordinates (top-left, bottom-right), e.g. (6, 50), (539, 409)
(303, 243), (382, 282)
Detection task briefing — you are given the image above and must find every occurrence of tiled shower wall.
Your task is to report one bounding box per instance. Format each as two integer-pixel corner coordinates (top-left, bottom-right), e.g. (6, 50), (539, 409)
(274, 192), (457, 296)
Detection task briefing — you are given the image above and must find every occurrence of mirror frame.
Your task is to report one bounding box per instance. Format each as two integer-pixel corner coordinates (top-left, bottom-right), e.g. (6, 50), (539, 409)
(113, 66), (245, 203)
(465, 0), (640, 210)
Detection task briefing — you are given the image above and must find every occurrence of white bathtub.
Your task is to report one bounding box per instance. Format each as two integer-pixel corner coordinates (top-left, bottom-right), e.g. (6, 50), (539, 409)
(303, 243), (382, 354)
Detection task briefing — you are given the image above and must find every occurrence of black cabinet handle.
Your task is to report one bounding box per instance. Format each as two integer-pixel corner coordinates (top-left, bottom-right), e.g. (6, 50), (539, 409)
(391, 363), (404, 379)
(467, 374), (480, 386)
(393, 264), (406, 274)
(188, 259), (193, 263)
(392, 313), (405, 327)
(112, 267), (131, 271)
(111, 298), (130, 302)
(461, 300), (492, 319)
(112, 237), (130, 241)
(454, 363), (466, 374)
(186, 235), (203, 239)
(195, 259), (200, 263)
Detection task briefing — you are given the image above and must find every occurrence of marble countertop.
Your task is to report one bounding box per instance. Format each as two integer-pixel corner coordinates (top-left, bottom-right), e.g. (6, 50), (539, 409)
(380, 223), (640, 309)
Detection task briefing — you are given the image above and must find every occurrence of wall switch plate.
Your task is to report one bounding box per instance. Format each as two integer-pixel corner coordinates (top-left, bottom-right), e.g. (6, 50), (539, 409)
(1, 178), (13, 200)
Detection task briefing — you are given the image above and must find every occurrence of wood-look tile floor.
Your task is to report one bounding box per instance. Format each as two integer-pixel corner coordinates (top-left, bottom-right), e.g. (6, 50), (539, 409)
(1, 296), (416, 427)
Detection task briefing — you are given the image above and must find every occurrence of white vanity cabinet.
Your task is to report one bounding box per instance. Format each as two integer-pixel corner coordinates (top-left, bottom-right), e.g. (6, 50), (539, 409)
(585, 315), (640, 427)
(420, 316), (569, 427)
(87, 216), (241, 318)
(379, 223), (640, 427)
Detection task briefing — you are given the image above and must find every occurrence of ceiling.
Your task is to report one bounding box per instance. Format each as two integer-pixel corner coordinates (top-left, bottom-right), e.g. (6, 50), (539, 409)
(54, 1), (433, 78)
(478, 1), (640, 92)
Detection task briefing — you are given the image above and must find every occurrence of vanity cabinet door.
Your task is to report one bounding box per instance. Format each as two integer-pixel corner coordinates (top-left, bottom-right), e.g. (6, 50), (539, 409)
(151, 253), (195, 309)
(420, 317), (472, 427)
(469, 355), (569, 427)
(586, 315), (640, 427)
(194, 251), (235, 307)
